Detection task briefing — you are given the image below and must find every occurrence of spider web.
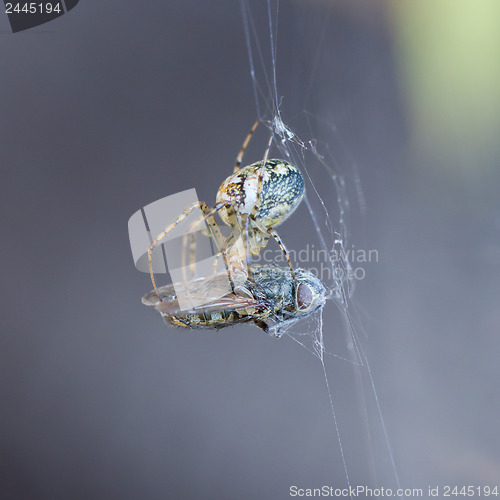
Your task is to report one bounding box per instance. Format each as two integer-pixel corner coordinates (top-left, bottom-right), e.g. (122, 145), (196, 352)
(239, 0), (403, 496)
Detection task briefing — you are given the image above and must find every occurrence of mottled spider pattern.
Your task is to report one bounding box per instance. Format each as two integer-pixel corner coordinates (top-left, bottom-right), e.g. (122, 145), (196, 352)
(142, 265), (326, 334)
(218, 159), (304, 226)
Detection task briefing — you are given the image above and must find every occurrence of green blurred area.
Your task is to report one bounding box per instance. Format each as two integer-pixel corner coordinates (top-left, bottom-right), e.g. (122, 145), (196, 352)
(389, 0), (500, 174)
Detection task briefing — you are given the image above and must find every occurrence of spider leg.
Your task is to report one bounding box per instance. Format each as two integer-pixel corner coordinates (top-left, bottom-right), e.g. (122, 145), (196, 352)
(242, 214), (256, 288)
(180, 231), (197, 285)
(212, 252), (222, 278)
(267, 227), (296, 282)
(211, 228), (237, 279)
(182, 202), (230, 279)
(148, 201), (206, 301)
(183, 202), (238, 294)
(189, 232), (196, 277)
(249, 215), (297, 287)
(234, 120), (259, 173)
(180, 200), (222, 283)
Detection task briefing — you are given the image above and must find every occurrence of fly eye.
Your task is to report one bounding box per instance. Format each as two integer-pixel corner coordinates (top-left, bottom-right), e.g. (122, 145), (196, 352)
(296, 283), (313, 310)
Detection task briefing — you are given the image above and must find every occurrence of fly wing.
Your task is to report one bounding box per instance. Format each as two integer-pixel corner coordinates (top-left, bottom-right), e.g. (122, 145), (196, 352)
(155, 292), (267, 316)
(142, 273), (232, 307)
(142, 272), (266, 315)
(142, 283), (176, 307)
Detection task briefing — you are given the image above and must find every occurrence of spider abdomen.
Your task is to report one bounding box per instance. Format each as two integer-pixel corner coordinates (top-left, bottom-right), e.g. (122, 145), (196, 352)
(216, 159), (305, 227)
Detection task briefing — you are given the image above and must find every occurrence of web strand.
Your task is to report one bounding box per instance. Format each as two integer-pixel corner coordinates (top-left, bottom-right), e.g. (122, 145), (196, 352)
(239, 0), (401, 492)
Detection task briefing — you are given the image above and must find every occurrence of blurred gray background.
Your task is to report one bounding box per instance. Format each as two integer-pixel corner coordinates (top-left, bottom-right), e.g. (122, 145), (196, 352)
(1, 1), (499, 499)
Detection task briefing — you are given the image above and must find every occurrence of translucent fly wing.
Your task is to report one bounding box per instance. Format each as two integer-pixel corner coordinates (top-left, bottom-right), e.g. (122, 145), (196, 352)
(142, 272), (230, 307)
(154, 293), (267, 316)
(142, 284), (176, 307)
(142, 272), (266, 315)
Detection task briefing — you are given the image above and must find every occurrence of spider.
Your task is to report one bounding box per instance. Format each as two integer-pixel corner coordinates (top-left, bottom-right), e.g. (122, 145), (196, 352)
(147, 121), (306, 304)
